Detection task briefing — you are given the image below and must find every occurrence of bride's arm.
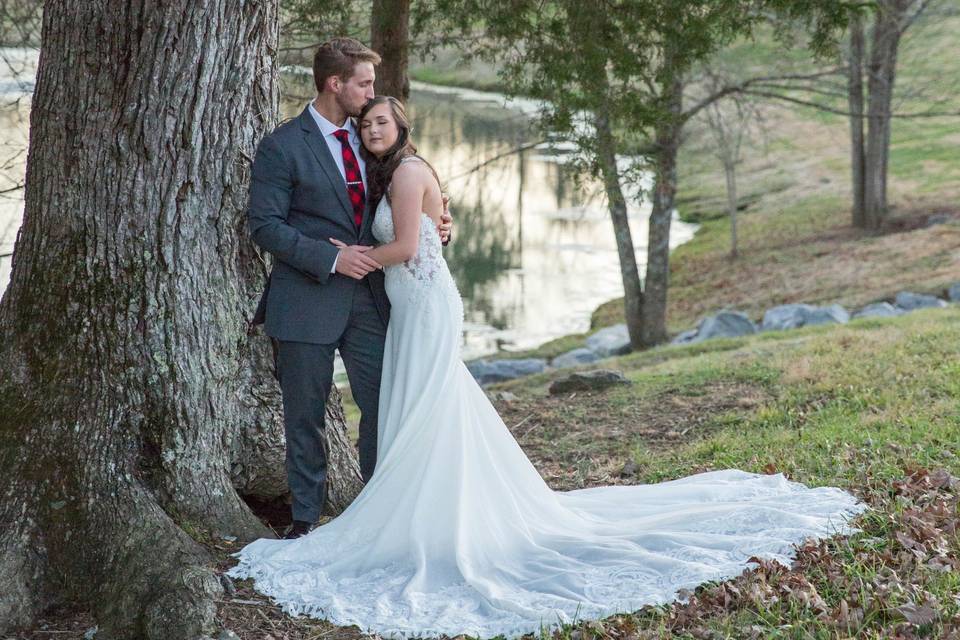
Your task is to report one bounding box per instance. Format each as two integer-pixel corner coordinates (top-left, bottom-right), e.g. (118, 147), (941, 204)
(364, 163), (429, 267)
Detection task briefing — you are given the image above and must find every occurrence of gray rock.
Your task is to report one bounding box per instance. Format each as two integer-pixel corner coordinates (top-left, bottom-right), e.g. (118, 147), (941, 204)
(548, 369), (632, 395)
(925, 212), (952, 227)
(803, 303), (850, 326)
(467, 358), (547, 385)
(552, 347), (600, 368)
(215, 632), (241, 640)
(490, 390), (518, 403)
(671, 328), (699, 345)
(219, 574), (237, 597)
(690, 310), (757, 342)
(585, 324), (632, 357)
(762, 303), (849, 331)
(853, 302), (904, 319)
(762, 304), (817, 331)
(948, 282), (960, 302)
(83, 627), (98, 640)
(895, 291), (948, 311)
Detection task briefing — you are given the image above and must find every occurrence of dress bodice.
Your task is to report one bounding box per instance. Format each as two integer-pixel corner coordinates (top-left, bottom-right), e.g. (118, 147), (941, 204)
(370, 162), (462, 316)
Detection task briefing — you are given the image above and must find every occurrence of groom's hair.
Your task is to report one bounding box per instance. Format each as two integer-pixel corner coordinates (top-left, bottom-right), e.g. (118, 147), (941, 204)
(313, 37), (381, 94)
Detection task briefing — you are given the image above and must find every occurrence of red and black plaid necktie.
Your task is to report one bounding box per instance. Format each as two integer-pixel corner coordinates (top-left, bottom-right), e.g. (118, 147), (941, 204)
(333, 129), (366, 228)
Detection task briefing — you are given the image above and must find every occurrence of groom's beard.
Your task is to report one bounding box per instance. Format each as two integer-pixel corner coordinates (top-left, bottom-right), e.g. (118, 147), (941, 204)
(337, 93), (364, 119)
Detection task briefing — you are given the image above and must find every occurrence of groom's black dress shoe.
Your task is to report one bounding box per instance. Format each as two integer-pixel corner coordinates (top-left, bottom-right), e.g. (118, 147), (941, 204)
(283, 520), (314, 539)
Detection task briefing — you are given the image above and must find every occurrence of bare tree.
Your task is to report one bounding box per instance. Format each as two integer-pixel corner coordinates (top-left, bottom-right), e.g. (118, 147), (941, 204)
(861, 0), (926, 229)
(0, 2), (362, 637)
(847, 11), (867, 228)
(702, 64), (764, 258)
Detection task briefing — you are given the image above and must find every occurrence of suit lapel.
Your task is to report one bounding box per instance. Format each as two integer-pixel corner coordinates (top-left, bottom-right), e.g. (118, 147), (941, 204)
(299, 109), (356, 230)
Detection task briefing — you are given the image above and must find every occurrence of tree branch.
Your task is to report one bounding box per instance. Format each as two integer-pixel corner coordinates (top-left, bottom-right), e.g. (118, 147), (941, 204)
(447, 139), (548, 180)
(741, 88), (960, 118)
(682, 68), (846, 123)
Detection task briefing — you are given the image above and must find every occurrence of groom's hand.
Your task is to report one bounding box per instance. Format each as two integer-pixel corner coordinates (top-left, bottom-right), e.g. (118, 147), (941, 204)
(331, 238), (382, 280)
(439, 194), (453, 245)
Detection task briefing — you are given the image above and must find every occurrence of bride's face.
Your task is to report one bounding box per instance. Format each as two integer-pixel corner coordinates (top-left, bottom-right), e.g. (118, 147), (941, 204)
(360, 102), (399, 158)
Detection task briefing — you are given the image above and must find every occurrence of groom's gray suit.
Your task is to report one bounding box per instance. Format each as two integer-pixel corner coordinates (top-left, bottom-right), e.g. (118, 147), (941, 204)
(249, 106), (390, 523)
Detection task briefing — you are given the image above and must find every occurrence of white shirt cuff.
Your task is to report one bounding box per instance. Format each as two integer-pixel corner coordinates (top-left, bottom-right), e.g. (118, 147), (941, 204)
(331, 250), (339, 274)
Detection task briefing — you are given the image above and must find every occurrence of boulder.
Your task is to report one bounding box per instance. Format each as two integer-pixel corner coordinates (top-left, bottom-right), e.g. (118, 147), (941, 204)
(585, 324), (632, 357)
(948, 282), (960, 303)
(925, 212), (952, 227)
(803, 303), (850, 326)
(552, 347), (600, 368)
(895, 291), (947, 311)
(853, 302), (904, 319)
(762, 303), (849, 331)
(762, 303), (816, 331)
(467, 358), (547, 385)
(671, 328), (699, 345)
(548, 369), (632, 396)
(690, 310), (757, 343)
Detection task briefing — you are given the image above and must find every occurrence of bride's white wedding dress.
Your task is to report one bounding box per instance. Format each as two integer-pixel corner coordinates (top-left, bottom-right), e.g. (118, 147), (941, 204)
(229, 161), (865, 638)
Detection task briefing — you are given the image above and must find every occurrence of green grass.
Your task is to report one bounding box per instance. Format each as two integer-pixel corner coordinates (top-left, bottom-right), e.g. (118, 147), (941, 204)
(482, 306), (960, 638)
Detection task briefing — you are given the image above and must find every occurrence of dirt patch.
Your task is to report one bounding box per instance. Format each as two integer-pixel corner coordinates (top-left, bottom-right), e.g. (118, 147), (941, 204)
(8, 607), (95, 640)
(217, 580), (364, 640)
(494, 380), (773, 491)
(667, 204), (960, 331)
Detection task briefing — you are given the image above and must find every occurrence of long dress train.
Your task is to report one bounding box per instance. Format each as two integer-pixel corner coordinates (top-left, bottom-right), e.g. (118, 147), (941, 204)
(228, 165), (865, 638)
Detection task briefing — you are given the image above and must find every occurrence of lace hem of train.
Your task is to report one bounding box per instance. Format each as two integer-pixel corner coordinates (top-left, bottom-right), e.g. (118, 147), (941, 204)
(227, 483), (864, 639)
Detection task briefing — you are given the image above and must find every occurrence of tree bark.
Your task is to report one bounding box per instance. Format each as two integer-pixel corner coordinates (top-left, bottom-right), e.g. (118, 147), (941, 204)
(594, 107), (645, 350)
(641, 72), (683, 347)
(0, 1), (361, 637)
(370, 0), (411, 102)
(724, 160), (739, 258)
(864, 0), (909, 230)
(847, 11), (867, 228)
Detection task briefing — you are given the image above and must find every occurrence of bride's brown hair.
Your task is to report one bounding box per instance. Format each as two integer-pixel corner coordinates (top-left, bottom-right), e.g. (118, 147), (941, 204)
(359, 96), (440, 206)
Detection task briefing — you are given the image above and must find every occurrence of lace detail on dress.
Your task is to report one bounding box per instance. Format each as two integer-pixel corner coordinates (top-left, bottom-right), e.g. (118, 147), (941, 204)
(370, 165), (463, 318)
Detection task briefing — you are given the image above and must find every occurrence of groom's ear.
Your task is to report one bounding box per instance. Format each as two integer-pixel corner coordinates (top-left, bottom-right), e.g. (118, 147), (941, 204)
(323, 74), (342, 95)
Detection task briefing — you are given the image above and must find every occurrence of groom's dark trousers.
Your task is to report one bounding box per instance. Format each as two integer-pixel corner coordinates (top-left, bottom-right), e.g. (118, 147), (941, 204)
(248, 108), (391, 524)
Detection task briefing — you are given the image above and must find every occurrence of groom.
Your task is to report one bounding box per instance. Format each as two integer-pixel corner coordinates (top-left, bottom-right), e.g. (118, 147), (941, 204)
(249, 37), (452, 539)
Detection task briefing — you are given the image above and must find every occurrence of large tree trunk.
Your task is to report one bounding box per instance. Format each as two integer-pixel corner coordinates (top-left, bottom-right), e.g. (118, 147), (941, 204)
(863, 0), (909, 230)
(0, 2), (361, 637)
(641, 72), (683, 347)
(370, 0), (411, 102)
(847, 11), (867, 228)
(594, 107), (645, 350)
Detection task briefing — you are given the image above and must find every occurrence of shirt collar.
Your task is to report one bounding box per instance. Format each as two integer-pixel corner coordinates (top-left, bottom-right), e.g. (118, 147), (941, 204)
(308, 102), (357, 142)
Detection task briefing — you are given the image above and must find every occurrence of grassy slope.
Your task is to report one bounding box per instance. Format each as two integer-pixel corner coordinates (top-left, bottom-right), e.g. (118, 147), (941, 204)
(478, 306), (960, 637)
(588, 7), (960, 335)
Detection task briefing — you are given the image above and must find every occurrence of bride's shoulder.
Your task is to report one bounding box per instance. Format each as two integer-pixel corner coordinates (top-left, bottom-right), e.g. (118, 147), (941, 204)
(391, 156), (434, 187)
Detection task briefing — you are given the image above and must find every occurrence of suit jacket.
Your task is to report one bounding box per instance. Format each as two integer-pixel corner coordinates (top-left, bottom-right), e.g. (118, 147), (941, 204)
(249, 107), (390, 344)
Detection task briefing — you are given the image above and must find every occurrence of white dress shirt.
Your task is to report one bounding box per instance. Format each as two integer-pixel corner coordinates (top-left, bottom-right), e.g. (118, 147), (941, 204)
(308, 102), (368, 192)
(307, 102), (369, 273)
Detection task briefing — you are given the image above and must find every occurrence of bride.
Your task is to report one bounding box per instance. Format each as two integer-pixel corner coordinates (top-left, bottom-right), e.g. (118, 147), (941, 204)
(228, 96), (865, 638)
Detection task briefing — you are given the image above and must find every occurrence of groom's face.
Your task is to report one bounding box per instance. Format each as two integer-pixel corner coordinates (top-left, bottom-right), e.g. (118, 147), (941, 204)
(336, 62), (376, 118)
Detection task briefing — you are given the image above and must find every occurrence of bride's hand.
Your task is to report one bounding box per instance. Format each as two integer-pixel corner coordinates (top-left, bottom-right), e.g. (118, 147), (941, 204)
(330, 238), (381, 279)
(439, 194), (453, 245)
